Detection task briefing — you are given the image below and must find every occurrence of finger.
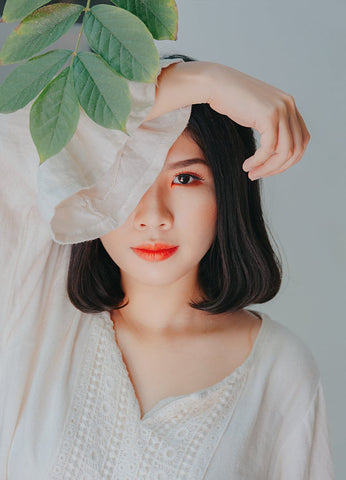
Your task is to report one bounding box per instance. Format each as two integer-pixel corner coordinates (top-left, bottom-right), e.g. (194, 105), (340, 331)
(263, 107), (304, 177)
(248, 114), (294, 179)
(242, 120), (278, 172)
(288, 105), (303, 160)
(260, 108), (309, 179)
(275, 107), (304, 173)
(261, 153), (300, 178)
(296, 109), (311, 150)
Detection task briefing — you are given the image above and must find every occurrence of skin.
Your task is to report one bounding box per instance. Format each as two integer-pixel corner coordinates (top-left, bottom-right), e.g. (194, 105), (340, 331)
(98, 58), (312, 416)
(145, 61), (310, 181)
(101, 131), (217, 337)
(98, 61), (309, 417)
(100, 131), (262, 417)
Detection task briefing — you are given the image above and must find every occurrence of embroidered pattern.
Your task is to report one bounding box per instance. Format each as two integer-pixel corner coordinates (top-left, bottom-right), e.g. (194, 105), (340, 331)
(49, 312), (249, 480)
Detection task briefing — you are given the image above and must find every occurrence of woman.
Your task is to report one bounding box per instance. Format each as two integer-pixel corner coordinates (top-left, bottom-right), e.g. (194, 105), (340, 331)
(0, 54), (334, 479)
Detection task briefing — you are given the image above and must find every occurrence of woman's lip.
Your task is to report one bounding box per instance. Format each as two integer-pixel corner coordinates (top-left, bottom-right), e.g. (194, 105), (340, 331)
(131, 246), (178, 262)
(133, 243), (178, 251)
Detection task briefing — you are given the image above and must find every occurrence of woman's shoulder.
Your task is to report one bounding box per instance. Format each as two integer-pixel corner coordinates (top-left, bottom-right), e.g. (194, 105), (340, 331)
(262, 312), (320, 372)
(251, 310), (322, 403)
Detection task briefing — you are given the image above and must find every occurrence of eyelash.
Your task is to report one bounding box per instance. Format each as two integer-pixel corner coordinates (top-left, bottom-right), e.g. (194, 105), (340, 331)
(172, 171), (205, 185)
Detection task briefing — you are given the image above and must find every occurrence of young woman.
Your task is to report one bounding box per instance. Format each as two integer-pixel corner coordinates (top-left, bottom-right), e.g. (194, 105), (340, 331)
(0, 54), (334, 479)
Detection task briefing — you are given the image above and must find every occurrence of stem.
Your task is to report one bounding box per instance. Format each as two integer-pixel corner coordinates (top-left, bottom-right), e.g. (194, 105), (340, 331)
(72, 0), (92, 59)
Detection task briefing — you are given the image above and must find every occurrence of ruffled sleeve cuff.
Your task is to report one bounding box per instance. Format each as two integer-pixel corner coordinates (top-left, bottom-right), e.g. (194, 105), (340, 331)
(37, 57), (191, 244)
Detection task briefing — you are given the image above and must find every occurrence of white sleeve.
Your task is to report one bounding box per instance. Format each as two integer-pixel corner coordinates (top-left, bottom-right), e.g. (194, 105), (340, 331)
(37, 57), (191, 245)
(0, 105), (53, 336)
(0, 57), (191, 335)
(270, 381), (335, 480)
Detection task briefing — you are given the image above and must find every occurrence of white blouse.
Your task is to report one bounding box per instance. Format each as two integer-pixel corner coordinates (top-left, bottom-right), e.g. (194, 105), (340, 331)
(0, 58), (335, 479)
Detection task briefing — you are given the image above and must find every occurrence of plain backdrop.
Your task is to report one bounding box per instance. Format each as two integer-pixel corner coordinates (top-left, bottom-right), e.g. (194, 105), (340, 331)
(0, 0), (345, 477)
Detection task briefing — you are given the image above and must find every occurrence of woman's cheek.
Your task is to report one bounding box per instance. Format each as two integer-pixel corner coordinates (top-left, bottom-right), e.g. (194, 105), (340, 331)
(100, 231), (124, 264)
(183, 194), (217, 242)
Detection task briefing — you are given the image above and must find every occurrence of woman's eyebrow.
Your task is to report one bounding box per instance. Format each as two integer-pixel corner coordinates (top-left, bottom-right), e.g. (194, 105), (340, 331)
(167, 158), (210, 170)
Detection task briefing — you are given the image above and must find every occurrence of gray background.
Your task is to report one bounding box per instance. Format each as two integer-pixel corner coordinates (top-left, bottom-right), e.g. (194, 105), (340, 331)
(1, 0), (345, 476)
(160, 3), (346, 477)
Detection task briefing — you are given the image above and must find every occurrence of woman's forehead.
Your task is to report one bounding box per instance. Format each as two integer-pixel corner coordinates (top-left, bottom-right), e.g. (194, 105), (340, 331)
(164, 157), (210, 172)
(164, 132), (207, 167)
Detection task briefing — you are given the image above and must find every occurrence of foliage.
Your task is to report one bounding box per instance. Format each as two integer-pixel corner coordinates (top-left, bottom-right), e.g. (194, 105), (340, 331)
(0, 0), (178, 162)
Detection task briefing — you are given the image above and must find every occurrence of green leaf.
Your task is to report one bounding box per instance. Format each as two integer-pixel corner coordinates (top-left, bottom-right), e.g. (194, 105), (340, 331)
(83, 5), (159, 83)
(73, 51), (131, 131)
(111, 0), (178, 40)
(0, 4), (84, 65)
(0, 49), (73, 113)
(2, 0), (51, 23)
(30, 66), (80, 163)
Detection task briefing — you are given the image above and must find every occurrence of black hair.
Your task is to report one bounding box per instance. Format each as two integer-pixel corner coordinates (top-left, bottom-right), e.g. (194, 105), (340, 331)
(67, 53), (282, 315)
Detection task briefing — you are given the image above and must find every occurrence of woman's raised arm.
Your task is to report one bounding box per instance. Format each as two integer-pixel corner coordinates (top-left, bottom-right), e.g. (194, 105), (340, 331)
(144, 60), (310, 181)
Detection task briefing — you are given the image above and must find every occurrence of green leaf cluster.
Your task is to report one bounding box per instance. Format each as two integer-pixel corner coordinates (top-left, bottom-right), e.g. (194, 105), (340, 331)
(0, 0), (178, 162)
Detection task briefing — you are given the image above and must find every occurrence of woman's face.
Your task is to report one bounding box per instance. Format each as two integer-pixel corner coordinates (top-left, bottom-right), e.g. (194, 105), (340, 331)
(100, 131), (217, 290)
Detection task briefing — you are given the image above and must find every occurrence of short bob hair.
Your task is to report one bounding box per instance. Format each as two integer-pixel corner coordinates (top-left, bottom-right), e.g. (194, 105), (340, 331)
(67, 54), (282, 315)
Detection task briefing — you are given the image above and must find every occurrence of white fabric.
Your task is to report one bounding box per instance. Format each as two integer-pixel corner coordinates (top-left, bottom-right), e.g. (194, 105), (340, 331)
(38, 57), (191, 244)
(0, 62), (335, 479)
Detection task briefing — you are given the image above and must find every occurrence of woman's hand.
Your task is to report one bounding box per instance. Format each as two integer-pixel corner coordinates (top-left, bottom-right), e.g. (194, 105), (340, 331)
(206, 63), (310, 180)
(145, 60), (310, 181)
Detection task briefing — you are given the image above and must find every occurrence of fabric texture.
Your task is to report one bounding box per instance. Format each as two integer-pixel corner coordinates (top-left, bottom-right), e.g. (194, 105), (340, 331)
(0, 58), (335, 479)
(39, 57), (191, 244)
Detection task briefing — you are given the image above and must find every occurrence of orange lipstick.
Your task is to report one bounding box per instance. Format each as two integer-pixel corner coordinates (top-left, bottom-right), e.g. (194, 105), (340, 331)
(131, 243), (178, 262)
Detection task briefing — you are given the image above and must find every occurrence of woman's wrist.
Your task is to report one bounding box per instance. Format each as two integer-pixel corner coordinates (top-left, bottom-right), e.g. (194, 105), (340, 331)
(143, 60), (215, 122)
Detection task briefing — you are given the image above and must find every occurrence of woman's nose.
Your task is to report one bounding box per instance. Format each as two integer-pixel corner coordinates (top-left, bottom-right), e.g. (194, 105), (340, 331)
(132, 183), (173, 230)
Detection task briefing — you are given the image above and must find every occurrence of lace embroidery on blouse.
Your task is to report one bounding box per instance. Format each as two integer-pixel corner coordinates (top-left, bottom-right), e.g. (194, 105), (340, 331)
(48, 312), (251, 480)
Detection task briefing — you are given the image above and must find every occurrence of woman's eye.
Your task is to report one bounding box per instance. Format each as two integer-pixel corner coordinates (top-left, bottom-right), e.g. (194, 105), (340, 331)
(172, 173), (204, 185)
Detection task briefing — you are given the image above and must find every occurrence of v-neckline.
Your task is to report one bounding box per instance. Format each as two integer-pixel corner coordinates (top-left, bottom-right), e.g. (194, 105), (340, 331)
(102, 310), (268, 423)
